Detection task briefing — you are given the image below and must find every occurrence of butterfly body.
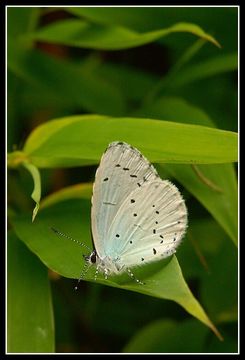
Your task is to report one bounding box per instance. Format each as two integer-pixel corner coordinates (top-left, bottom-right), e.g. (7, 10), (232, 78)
(86, 250), (124, 274)
(87, 141), (188, 283)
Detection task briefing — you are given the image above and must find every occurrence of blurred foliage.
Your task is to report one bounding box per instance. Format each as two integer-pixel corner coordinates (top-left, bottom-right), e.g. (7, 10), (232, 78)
(7, 6), (238, 354)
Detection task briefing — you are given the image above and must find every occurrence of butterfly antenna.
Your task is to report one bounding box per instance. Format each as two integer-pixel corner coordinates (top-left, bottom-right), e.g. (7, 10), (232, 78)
(74, 261), (91, 291)
(50, 227), (92, 253)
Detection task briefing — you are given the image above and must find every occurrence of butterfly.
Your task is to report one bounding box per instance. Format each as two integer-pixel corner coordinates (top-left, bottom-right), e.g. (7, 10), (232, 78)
(52, 141), (187, 286)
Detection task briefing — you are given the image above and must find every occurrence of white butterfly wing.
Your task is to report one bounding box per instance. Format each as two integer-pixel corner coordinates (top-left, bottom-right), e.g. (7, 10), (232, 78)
(91, 142), (158, 258)
(105, 180), (187, 268)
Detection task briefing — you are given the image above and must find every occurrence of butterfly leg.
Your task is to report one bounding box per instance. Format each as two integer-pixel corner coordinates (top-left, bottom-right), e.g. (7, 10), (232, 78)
(94, 267), (99, 281)
(74, 261), (91, 290)
(127, 268), (145, 285)
(104, 268), (109, 280)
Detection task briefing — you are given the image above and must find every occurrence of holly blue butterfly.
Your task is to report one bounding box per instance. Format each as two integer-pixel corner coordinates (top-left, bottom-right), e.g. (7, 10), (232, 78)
(52, 141), (187, 287)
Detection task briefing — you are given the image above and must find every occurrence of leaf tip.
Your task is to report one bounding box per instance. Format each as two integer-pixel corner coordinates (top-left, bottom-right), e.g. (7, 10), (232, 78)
(32, 203), (39, 222)
(210, 323), (224, 342)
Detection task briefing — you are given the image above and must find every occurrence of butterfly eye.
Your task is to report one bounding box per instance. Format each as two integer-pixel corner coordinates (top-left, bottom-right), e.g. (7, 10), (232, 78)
(90, 251), (97, 264)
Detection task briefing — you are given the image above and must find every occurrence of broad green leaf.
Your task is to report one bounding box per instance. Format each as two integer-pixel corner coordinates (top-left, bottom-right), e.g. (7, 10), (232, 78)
(137, 97), (238, 245)
(66, 7), (236, 37)
(8, 49), (126, 116)
(135, 96), (214, 127)
(7, 231), (54, 353)
(66, 8), (237, 64)
(123, 318), (238, 353)
(67, 7), (151, 28)
(169, 53), (238, 88)
(7, 8), (40, 78)
(40, 182), (236, 294)
(93, 61), (157, 102)
(141, 51), (238, 104)
(123, 319), (208, 353)
(41, 187), (238, 326)
(11, 199), (220, 338)
(199, 233), (238, 321)
(176, 218), (238, 324)
(86, 56), (237, 130)
(40, 183), (92, 209)
(177, 218), (229, 279)
(7, 7), (40, 38)
(11, 115), (238, 167)
(161, 163), (238, 246)
(22, 161), (41, 222)
(25, 19), (220, 50)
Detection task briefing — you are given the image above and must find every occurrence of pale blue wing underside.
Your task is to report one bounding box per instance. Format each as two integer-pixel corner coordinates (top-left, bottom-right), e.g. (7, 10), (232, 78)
(91, 142), (158, 258)
(105, 179), (187, 268)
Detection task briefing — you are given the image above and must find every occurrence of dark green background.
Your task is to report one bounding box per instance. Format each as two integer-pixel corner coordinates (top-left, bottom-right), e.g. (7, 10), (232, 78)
(7, 6), (238, 353)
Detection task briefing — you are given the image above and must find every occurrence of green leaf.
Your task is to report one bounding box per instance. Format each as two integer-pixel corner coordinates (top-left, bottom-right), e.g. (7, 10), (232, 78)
(123, 319), (209, 353)
(199, 233), (238, 321)
(169, 53), (238, 88)
(67, 7), (147, 27)
(7, 8), (40, 77)
(137, 97), (238, 246)
(177, 218), (230, 279)
(22, 161), (41, 222)
(19, 115), (237, 168)
(40, 183), (92, 209)
(66, 8), (237, 67)
(176, 218), (238, 325)
(93, 61), (157, 102)
(141, 49), (237, 104)
(7, 231), (54, 353)
(7, 7), (40, 38)
(135, 96), (214, 127)
(161, 163), (238, 246)
(25, 19), (220, 50)
(11, 199), (221, 339)
(8, 49), (126, 116)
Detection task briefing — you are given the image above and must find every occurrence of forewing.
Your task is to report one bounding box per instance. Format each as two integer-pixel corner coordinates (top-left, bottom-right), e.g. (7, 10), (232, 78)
(91, 142), (158, 257)
(105, 180), (187, 267)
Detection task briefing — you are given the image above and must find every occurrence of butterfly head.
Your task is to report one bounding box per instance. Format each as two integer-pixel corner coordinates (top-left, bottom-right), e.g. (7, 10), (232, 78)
(83, 250), (97, 264)
(84, 250), (123, 277)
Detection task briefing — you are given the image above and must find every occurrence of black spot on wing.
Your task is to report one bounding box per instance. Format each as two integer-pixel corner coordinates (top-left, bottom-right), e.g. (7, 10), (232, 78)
(153, 248), (157, 255)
